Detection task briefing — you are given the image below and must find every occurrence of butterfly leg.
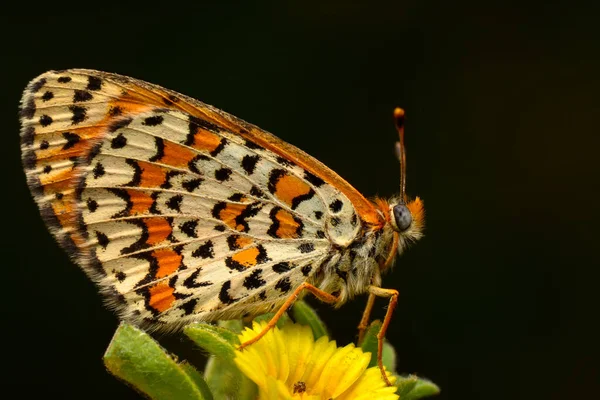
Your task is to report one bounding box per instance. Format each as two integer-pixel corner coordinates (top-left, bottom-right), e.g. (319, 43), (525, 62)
(237, 282), (338, 350)
(368, 285), (400, 387)
(357, 292), (377, 343)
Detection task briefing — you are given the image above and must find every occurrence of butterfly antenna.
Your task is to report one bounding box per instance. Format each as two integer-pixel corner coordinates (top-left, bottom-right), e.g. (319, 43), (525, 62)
(393, 107), (407, 204)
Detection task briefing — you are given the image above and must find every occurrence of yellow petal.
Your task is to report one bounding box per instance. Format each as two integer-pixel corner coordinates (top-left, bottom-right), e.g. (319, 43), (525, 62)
(300, 336), (339, 390)
(284, 323), (314, 387)
(336, 367), (399, 400)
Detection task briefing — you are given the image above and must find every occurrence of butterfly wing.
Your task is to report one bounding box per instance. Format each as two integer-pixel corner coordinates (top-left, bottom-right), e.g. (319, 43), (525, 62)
(20, 69), (382, 328)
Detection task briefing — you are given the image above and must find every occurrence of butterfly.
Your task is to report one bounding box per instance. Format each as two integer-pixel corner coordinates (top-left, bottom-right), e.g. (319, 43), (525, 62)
(19, 69), (424, 384)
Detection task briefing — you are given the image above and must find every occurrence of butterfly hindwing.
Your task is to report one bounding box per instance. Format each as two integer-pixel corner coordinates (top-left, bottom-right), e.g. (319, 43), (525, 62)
(20, 69), (368, 328)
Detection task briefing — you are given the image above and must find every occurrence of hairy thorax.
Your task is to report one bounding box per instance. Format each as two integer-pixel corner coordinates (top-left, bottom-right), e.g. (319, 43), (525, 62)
(311, 220), (397, 306)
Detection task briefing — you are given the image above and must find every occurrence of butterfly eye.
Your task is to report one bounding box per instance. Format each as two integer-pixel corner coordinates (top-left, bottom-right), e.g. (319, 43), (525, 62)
(392, 204), (412, 232)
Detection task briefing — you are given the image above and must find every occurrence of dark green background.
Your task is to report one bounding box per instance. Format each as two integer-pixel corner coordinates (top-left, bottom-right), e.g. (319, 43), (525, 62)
(2, 3), (598, 399)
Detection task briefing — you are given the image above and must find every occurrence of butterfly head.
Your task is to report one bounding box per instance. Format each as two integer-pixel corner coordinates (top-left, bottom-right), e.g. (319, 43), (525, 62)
(380, 108), (425, 266)
(388, 197), (424, 238)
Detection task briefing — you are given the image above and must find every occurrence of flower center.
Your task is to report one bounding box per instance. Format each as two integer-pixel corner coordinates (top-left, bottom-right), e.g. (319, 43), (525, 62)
(293, 381), (307, 394)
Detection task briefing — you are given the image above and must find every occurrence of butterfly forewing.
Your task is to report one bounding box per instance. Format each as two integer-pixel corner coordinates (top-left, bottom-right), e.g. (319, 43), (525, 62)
(20, 69), (366, 328)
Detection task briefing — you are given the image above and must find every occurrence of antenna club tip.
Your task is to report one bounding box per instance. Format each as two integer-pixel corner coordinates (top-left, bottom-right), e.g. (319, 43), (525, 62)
(393, 107), (405, 128)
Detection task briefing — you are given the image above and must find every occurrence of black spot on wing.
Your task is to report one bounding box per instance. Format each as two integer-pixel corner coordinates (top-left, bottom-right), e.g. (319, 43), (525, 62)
(226, 235), (241, 250)
(267, 169), (286, 194)
(31, 77), (47, 91)
(115, 271), (126, 282)
(108, 117), (133, 132)
(21, 126), (35, 148)
(298, 243), (315, 253)
(215, 167), (232, 182)
(57, 76), (71, 83)
(95, 231), (109, 249)
(41, 91), (54, 101)
(126, 159), (142, 186)
(250, 186), (266, 198)
(235, 202), (263, 233)
(228, 193), (245, 202)
(149, 137), (165, 162)
(213, 224), (226, 232)
(244, 139), (263, 150)
(93, 162), (105, 178)
(210, 138), (227, 157)
(291, 189), (315, 210)
(111, 133), (127, 149)
(143, 115), (164, 126)
(180, 298), (197, 315)
(219, 281), (237, 304)
(119, 219), (150, 255)
(182, 178), (203, 192)
(329, 199), (343, 213)
(192, 240), (214, 259)
(276, 156), (294, 167)
(241, 154), (260, 175)
(304, 170), (325, 187)
(275, 277), (292, 293)
(225, 257), (245, 272)
(19, 98), (35, 119)
(179, 220), (198, 238)
(86, 198), (99, 213)
(61, 132), (81, 150)
(166, 195), (183, 211)
(109, 106), (123, 116)
(272, 262), (292, 274)
(69, 105), (87, 124)
(39, 115), (53, 127)
(183, 269), (212, 288)
(87, 76), (102, 90)
(243, 269), (267, 289)
(301, 264), (312, 276)
(73, 90), (93, 102)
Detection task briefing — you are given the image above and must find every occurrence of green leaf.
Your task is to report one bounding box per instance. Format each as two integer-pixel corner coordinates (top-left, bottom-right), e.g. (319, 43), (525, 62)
(395, 375), (440, 400)
(104, 322), (209, 400)
(203, 354), (257, 400)
(180, 362), (214, 400)
(185, 321), (258, 400)
(184, 323), (239, 362)
(360, 320), (382, 368)
(252, 311), (291, 328)
(395, 375), (418, 397)
(291, 300), (328, 339)
(218, 319), (244, 334)
(403, 377), (441, 400)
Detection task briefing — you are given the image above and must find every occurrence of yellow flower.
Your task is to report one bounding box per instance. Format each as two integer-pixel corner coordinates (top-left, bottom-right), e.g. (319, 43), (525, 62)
(234, 321), (399, 400)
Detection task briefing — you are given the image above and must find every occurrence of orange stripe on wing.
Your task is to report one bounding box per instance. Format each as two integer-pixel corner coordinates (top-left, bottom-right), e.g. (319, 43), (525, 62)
(157, 140), (198, 168)
(191, 129), (222, 153)
(144, 217), (172, 245)
(152, 248), (182, 278)
(230, 247), (260, 268)
(215, 203), (248, 232)
(128, 190), (154, 215)
(274, 208), (301, 239)
(148, 282), (175, 313)
(136, 160), (168, 188)
(235, 235), (253, 248)
(273, 173), (312, 208)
